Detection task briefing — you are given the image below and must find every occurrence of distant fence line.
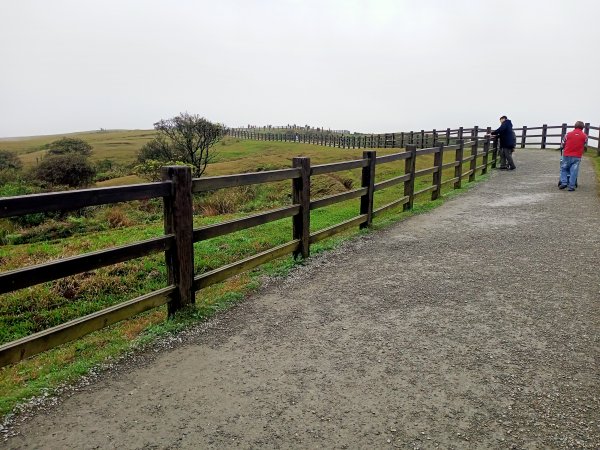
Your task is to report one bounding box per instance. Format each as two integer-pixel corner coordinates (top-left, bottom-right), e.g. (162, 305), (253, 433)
(228, 123), (600, 155)
(238, 126), (350, 134)
(0, 121), (598, 367)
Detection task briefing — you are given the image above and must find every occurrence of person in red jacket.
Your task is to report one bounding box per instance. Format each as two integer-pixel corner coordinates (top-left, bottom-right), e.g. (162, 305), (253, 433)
(559, 121), (587, 191)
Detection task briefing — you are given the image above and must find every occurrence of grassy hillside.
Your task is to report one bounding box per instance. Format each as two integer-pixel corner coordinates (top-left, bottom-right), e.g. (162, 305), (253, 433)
(0, 133), (484, 418)
(1, 130), (156, 169)
(3, 129), (414, 185)
(2, 129), (396, 175)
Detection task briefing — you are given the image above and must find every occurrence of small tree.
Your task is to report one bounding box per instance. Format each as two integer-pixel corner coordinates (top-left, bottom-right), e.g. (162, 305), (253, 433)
(34, 154), (96, 187)
(0, 150), (23, 170)
(46, 137), (93, 157)
(153, 113), (225, 177)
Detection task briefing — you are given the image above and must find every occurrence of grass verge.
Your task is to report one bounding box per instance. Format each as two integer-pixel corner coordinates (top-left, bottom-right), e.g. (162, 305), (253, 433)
(585, 147), (600, 195)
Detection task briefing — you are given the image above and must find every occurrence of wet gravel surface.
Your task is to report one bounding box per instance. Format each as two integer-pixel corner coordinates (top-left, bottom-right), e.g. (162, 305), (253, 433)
(3, 150), (600, 449)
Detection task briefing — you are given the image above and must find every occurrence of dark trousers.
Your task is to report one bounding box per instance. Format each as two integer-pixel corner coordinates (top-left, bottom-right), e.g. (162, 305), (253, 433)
(499, 147), (516, 169)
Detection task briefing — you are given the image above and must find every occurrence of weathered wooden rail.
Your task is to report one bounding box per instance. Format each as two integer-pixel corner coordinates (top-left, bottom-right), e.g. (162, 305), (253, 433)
(1, 121), (597, 367)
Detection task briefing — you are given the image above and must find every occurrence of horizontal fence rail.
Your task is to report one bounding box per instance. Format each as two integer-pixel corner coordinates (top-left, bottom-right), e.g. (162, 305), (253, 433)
(192, 168), (301, 192)
(0, 286), (176, 367)
(0, 182), (172, 219)
(0, 235), (174, 295)
(1, 121), (598, 367)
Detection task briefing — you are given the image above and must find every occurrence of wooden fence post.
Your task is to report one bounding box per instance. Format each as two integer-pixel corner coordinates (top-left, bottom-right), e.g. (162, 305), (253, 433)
(491, 137), (499, 168)
(469, 135), (478, 182)
(521, 125), (528, 148)
(403, 144), (417, 210)
(458, 126), (464, 141)
(432, 129), (437, 145)
(446, 128), (451, 145)
(161, 166), (194, 316)
(292, 157), (311, 259)
(584, 122), (590, 152)
(454, 139), (464, 189)
(400, 132), (405, 148)
(482, 135), (490, 175)
(360, 151), (376, 229)
(409, 131), (414, 145)
(560, 123), (567, 145)
(420, 130), (425, 148)
(541, 124), (548, 149)
(432, 142), (444, 201)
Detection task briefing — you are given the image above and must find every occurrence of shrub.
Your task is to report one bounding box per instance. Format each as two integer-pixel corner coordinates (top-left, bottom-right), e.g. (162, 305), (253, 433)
(93, 159), (129, 182)
(0, 169), (22, 185)
(34, 154), (96, 188)
(136, 136), (174, 163)
(0, 150), (22, 171)
(45, 137), (93, 157)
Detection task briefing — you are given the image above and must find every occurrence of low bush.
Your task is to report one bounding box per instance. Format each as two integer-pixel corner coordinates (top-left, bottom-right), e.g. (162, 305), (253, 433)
(0, 150), (22, 171)
(34, 154), (96, 188)
(44, 137), (93, 157)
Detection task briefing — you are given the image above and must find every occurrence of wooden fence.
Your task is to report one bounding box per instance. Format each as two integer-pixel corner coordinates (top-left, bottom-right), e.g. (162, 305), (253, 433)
(229, 122), (600, 155)
(1, 121), (598, 367)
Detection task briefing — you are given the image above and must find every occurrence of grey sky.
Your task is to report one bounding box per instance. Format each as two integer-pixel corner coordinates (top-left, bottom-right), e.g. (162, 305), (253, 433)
(1, 0), (598, 137)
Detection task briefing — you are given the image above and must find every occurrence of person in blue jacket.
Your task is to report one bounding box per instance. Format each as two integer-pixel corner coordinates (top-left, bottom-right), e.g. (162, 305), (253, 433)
(491, 115), (517, 170)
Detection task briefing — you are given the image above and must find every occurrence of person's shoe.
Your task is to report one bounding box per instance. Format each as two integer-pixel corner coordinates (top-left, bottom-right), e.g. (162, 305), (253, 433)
(498, 166), (508, 170)
(568, 187), (575, 192)
(558, 184), (567, 190)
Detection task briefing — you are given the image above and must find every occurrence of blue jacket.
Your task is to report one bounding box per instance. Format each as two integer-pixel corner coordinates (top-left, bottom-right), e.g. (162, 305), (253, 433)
(492, 119), (516, 148)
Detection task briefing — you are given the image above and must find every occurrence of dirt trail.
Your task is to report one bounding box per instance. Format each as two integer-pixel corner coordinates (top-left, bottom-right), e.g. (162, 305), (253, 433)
(4, 150), (600, 449)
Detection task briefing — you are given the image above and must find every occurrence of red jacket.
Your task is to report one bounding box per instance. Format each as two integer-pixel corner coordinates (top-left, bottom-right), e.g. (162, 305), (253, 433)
(563, 129), (587, 157)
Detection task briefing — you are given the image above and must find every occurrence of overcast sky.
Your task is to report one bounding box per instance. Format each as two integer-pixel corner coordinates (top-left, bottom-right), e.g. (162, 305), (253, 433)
(1, 0), (598, 137)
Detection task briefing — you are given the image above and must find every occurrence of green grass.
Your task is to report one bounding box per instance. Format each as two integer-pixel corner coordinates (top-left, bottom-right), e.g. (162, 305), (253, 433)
(0, 136), (491, 419)
(584, 147), (600, 195)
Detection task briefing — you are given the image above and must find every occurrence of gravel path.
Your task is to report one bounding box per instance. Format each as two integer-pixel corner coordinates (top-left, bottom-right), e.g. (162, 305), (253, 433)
(4, 149), (600, 449)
